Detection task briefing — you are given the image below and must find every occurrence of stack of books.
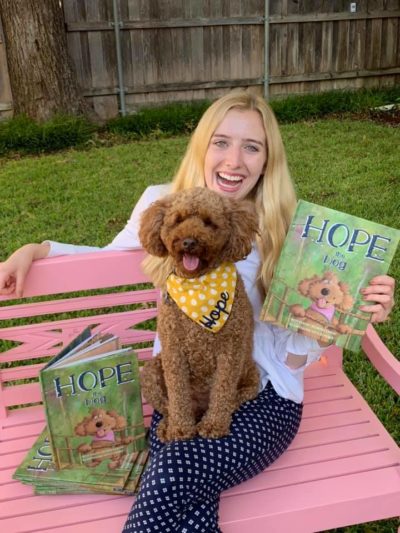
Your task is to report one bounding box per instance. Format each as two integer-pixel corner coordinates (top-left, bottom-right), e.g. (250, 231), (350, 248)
(14, 327), (149, 496)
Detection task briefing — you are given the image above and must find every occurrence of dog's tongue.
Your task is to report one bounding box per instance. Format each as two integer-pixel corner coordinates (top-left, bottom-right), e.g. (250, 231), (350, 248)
(317, 298), (327, 308)
(97, 428), (107, 438)
(183, 254), (200, 271)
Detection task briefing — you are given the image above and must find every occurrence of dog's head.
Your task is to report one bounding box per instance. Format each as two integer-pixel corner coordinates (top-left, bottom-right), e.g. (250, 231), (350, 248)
(75, 409), (127, 438)
(298, 271), (354, 311)
(139, 187), (259, 278)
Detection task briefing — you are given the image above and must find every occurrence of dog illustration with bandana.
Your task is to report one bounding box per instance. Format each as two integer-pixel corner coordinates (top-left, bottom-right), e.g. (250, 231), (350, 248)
(290, 271), (354, 341)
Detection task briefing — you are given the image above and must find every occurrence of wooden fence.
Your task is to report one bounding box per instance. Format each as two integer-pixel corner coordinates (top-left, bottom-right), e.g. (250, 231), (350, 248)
(1, 0), (400, 119)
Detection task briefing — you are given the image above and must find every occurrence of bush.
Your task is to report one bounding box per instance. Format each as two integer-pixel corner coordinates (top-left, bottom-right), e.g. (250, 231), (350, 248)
(0, 116), (42, 154)
(270, 86), (400, 123)
(40, 116), (95, 152)
(0, 115), (95, 155)
(106, 101), (211, 137)
(107, 87), (400, 137)
(0, 86), (399, 156)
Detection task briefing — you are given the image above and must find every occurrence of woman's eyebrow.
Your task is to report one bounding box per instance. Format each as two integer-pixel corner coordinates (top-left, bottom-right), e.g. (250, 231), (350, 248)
(212, 133), (264, 146)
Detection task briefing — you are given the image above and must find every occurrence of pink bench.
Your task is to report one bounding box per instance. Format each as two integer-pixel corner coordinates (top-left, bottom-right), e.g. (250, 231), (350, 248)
(1, 249), (399, 532)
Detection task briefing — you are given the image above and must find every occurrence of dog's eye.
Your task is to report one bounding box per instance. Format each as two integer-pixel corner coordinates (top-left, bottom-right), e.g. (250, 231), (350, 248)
(173, 214), (183, 225)
(204, 217), (216, 228)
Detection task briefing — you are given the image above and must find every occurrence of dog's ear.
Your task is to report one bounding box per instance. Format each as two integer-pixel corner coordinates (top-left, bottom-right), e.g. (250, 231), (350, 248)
(222, 199), (259, 262)
(339, 282), (354, 311)
(323, 271), (338, 283)
(107, 410), (127, 429)
(340, 293), (354, 311)
(298, 276), (317, 296)
(138, 197), (172, 256)
(75, 419), (89, 436)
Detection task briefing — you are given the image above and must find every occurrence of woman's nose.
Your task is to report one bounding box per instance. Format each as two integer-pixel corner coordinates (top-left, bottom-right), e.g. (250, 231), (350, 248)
(225, 146), (242, 168)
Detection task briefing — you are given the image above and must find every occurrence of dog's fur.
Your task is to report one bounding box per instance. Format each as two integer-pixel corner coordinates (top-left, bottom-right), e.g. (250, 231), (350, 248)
(290, 271), (354, 342)
(139, 188), (260, 442)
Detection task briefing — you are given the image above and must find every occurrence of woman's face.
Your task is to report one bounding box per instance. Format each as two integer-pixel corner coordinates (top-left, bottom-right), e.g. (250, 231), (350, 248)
(204, 108), (267, 200)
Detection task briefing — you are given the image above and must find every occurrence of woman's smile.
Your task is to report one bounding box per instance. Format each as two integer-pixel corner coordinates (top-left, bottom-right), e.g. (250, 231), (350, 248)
(215, 171), (246, 193)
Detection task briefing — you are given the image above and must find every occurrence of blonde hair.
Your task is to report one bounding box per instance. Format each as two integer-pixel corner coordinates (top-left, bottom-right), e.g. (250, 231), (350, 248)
(143, 89), (297, 294)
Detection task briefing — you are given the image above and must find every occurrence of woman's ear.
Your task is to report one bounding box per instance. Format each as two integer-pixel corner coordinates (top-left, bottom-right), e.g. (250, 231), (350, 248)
(222, 198), (259, 262)
(138, 197), (171, 257)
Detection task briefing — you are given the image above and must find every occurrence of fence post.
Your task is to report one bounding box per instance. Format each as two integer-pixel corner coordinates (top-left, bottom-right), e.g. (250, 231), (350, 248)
(263, 0), (270, 101)
(111, 0), (126, 116)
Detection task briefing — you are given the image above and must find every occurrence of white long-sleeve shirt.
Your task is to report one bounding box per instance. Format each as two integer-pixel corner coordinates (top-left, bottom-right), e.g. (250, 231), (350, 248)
(46, 184), (323, 403)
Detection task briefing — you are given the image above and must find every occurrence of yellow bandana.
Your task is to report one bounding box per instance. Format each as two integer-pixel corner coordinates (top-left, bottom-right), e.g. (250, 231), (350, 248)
(166, 262), (237, 333)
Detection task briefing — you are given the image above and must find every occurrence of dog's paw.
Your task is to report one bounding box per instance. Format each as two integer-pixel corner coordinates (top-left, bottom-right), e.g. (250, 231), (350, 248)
(290, 304), (306, 317)
(108, 459), (122, 470)
(157, 419), (197, 442)
(156, 418), (169, 442)
(85, 459), (101, 468)
(197, 417), (230, 439)
(77, 443), (92, 454)
(236, 387), (258, 407)
(121, 436), (134, 445)
(337, 323), (352, 334)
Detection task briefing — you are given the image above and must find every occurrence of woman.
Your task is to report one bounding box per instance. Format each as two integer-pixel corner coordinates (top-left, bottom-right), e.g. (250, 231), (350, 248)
(0, 90), (395, 532)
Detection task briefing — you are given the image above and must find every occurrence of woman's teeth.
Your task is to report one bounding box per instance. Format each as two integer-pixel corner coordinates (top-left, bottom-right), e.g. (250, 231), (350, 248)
(216, 173), (244, 191)
(217, 172), (243, 183)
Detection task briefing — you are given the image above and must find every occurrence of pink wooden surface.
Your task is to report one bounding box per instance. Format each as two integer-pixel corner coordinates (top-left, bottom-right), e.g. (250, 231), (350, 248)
(1, 250), (399, 532)
(362, 323), (400, 395)
(0, 249), (149, 301)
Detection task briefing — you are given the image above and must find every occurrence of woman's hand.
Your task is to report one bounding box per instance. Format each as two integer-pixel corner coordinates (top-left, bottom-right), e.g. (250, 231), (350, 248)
(0, 243), (50, 298)
(359, 275), (396, 323)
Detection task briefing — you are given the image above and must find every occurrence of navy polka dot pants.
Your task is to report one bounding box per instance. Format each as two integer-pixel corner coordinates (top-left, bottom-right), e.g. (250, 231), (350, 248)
(122, 381), (302, 533)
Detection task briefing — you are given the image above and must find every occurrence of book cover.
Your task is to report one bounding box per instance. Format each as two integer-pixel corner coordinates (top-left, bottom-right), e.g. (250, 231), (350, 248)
(114, 448), (150, 495)
(39, 330), (146, 475)
(14, 427), (148, 495)
(260, 200), (400, 351)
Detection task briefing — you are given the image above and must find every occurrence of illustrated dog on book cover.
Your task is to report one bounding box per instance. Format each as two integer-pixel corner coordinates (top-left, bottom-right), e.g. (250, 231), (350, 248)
(138, 187), (260, 443)
(290, 271), (354, 341)
(75, 408), (134, 469)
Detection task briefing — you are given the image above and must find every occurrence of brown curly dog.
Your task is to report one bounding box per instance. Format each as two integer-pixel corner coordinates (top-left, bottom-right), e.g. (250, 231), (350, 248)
(290, 271), (354, 342)
(139, 187), (260, 442)
(75, 408), (133, 468)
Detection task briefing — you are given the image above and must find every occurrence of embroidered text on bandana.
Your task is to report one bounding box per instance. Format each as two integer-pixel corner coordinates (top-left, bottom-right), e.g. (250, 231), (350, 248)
(166, 262), (237, 332)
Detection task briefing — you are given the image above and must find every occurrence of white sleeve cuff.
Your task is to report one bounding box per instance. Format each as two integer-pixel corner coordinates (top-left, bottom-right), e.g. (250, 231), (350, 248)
(42, 240), (102, 257)
(286, 332), (323, 356)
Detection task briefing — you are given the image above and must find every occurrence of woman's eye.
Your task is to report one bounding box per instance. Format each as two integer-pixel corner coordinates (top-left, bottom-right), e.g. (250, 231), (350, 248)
(214, 140), (228, 148)
(245, 144), (259, 152)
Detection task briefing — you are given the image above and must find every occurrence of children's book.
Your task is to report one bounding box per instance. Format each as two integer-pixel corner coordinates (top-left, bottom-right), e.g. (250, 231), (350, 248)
(113, 448), (150, 495)
(39, 328), (146, 472)
(260, 200), (400, 351)
(14, 427), (149, 495)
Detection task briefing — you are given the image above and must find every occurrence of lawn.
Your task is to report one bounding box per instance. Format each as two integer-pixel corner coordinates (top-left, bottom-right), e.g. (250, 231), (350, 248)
(0, 117), (399, 532)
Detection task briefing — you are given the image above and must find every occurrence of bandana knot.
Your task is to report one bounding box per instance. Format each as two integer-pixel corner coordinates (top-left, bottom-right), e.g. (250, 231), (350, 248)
(166, 262), (237, 333)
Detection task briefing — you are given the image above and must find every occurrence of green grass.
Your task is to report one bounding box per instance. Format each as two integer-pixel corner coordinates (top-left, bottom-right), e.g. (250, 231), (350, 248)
(0, 117), (399, 532)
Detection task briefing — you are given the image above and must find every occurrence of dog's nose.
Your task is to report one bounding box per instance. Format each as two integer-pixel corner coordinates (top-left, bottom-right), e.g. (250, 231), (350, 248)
(96, 421), (103, 428)
(182, 238), (197, 251)
(321, 288), (330, 296)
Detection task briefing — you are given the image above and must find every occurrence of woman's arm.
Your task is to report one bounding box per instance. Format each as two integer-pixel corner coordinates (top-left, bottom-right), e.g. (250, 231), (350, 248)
(0, 242), (50, 297)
